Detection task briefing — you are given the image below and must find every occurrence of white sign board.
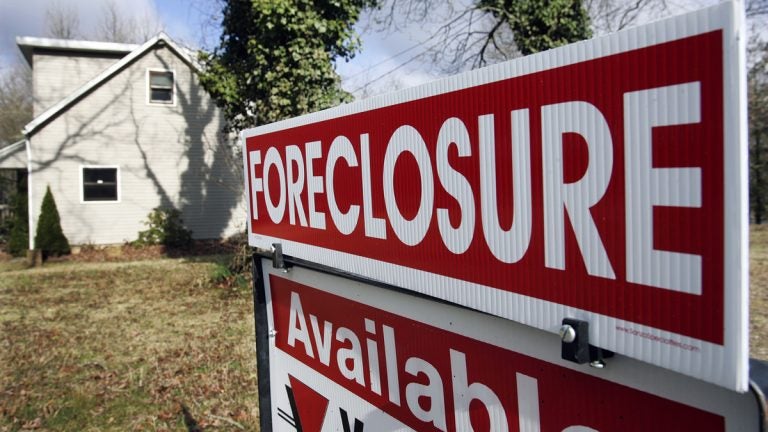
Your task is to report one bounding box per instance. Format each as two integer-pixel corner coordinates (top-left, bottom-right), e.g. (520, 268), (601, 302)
(259, 260), (760, 431)
(243, 2), (748, 390)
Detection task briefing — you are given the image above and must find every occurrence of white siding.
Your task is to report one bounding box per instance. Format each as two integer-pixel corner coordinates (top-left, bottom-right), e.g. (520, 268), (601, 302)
(28, 45), (245, 245)
(32, 51), (124, 116)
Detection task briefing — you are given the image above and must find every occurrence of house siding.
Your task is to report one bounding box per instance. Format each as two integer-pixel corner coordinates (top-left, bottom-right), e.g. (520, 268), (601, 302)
(28, 45), (245, 245)
(32, 50), (125, 116)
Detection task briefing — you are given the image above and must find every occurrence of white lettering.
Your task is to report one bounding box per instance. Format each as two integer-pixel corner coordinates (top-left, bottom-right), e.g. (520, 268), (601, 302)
(310, 314), (332, 366)
(285, 145), (308, 226)
(326, 136), (361, 235)
(517, 372), (541, 432)
(383, 125), (434, 246)
(383, 324), (401, 406)
(624, 82), (702, 294)
(336, 327), (365, 386)
(305, 141), (326, 230)
(405, 357), (447, 431)
(361, 134), (386, 239)
(542, 101), (615, 279)
(436, 117), (475, 254)
(365, 318), (382, 395)
(480, 111), (532, 263)
(249, 150), (262, 220)
(263, 147), (286, 224)
(450, 349), (508, 432)
(287, 292), (313, 358)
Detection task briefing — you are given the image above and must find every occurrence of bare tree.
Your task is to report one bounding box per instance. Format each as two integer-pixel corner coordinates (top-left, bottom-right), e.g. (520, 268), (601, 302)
(0, 64), (33, 146)
(366, 0), (594, 75)
(45, 2), (81, 39)
(747, 0), (768, 17)
(97, 1), (137, 43)
(134, 10), (165, 43)
(96, 0), (163, 44)
(586, 0), (667, 35)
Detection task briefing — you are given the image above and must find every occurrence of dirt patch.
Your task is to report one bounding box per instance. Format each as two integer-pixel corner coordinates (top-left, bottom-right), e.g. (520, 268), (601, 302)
(61, 239), (243, 264)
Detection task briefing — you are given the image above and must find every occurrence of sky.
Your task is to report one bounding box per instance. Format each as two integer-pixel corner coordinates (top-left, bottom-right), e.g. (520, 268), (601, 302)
(0, 0), (446, 97)
(0, 0), (748, 99)
(0, 0), (219, 71)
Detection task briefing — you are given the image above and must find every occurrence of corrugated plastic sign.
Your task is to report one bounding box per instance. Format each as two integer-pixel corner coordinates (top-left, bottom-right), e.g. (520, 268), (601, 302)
(260, 261), (760, 431)
(242, 2), (748, 391)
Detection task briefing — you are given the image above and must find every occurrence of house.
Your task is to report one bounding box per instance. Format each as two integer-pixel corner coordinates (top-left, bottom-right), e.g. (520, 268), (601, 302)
(7, 34), (245, 248)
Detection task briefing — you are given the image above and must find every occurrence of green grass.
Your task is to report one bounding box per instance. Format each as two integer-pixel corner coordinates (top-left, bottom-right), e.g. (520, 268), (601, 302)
(0, 257), (258, 431)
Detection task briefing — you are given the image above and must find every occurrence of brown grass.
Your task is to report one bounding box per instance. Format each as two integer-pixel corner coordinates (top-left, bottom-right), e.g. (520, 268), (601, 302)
(0, 257), (258, 431)
(0, 225), (767, 431)
(751, 225), (768, 361)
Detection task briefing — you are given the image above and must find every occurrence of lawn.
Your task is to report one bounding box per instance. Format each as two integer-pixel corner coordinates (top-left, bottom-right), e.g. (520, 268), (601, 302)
(0, 257), (259, 431)
(751, 225), (768, 361)
(1, 227), (767, 431)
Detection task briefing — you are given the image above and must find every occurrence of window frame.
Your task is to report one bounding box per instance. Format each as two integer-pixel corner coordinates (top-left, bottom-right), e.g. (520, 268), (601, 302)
(80, 165), (121, 204)
(146, 68), (176, 106)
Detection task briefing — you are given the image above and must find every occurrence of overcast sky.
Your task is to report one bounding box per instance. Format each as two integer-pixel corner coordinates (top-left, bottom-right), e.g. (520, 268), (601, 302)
(0, 0), (218, 71)
(0, 0), (745, 99)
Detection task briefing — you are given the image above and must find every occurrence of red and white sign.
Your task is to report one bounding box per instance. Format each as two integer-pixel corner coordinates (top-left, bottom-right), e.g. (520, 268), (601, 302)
(262, 262), (760, 431)
(243, 3), (748, 390)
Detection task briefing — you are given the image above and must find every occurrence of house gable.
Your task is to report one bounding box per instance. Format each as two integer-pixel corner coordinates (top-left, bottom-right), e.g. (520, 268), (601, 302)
(23, 33), (199, 137)
(24, 35), (244, 246)
(17, 37), (138, 116)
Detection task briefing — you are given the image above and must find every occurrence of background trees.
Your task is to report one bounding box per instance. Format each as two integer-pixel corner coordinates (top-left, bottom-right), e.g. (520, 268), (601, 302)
(749, 39), (768, 223)
(0, 63), (31, 146)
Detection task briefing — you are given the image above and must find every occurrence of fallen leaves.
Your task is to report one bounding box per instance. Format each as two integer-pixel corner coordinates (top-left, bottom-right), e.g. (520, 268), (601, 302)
(0, 257), (259, 430)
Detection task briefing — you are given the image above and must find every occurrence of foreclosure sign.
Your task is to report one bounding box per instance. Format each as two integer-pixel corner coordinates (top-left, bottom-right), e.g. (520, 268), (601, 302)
(242, 2), (748, 391)
(260, 261), (761, 431)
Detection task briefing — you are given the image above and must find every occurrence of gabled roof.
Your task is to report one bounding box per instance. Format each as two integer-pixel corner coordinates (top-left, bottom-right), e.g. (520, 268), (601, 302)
(0, 139), (27, 169)
(22, 32), (201, 137)
(16, 36), (138, 66)
(0, 139), (25, 157)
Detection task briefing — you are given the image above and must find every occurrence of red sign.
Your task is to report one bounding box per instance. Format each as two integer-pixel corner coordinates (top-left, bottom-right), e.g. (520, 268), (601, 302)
(244, 3), (747, 390)
(263, 263), (759, 431)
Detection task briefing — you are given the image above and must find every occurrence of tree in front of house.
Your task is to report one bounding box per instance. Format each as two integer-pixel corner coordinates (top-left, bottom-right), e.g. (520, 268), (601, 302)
(478, 0), (592, 57)
(199, 0), (375, 133)
(34, 186), (70, 258)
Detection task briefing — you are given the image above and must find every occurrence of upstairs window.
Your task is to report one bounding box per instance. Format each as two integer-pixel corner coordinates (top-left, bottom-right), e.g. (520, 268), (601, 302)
(148, 70), (174, 105)
(82, 167), (119, 202)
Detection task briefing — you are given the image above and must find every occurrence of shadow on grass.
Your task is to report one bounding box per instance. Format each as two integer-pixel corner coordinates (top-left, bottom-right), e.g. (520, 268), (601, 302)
(181, 404), (203, 432)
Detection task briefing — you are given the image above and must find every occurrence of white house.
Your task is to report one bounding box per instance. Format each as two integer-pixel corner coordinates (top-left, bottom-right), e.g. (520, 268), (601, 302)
(9, 34), (245, 248)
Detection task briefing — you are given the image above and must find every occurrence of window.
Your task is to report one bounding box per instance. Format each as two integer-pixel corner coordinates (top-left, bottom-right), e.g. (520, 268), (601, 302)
(82, 167), (118, 202)
(148, 70), (174, 104)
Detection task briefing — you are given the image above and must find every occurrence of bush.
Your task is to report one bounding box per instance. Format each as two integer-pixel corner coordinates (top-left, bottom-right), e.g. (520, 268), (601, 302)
(7, 192), (29, 256)
(34, 186), (70, 258)
(225, 230), (251, 276)
(135, 207), (193, 250)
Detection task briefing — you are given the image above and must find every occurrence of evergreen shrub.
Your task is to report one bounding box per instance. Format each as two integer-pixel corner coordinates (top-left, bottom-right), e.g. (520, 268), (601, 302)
(34, 186), (70, 258)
